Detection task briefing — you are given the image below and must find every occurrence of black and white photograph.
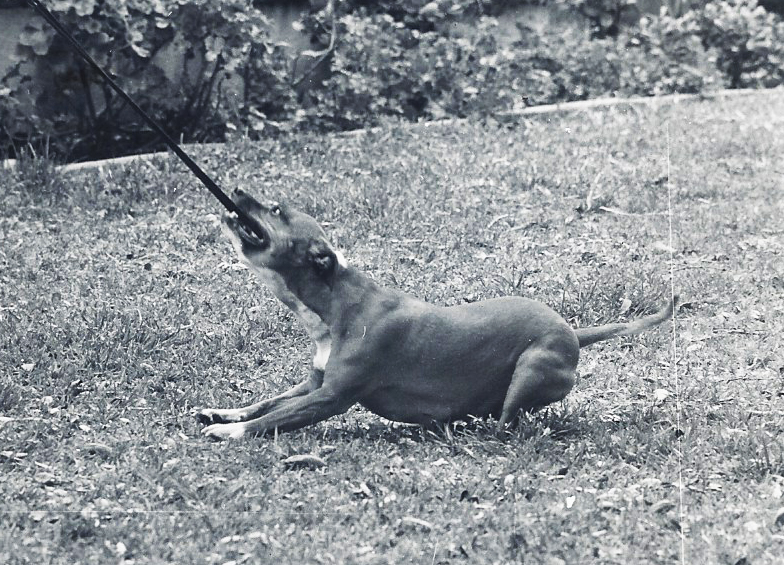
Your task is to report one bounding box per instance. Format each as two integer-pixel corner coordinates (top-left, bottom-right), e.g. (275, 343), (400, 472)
(1, 0), (782, 563)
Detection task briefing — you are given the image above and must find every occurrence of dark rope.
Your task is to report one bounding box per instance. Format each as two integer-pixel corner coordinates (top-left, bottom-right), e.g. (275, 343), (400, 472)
(26, 0), (266, 240)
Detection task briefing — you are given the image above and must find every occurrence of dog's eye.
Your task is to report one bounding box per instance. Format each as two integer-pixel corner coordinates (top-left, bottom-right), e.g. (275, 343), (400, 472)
(270, 204), (281, 216)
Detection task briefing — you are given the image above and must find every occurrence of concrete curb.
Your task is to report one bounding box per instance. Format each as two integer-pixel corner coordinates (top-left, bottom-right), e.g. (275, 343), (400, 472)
(58, 142), (224, 173)
(2, 87), (779, 174)
(494, 86), (772, 118)
(334, 86), (779, 138)
(1, 142), (222, 173)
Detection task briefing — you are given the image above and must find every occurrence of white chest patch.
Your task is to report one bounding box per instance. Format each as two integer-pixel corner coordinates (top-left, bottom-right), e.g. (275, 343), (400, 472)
(313, 337), (331, 371)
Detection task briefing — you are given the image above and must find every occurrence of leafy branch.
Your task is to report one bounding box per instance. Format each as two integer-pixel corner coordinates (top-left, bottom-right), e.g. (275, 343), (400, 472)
(292, 0), (337, 91)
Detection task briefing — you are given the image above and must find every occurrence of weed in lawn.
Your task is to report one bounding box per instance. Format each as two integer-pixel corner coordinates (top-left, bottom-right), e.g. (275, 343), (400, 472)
(2, 150), (67, 207)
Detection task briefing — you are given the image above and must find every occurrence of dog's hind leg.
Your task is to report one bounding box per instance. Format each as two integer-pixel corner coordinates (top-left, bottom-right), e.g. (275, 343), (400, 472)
(195, 369), (324, 425)
(498, 334), (578, 427)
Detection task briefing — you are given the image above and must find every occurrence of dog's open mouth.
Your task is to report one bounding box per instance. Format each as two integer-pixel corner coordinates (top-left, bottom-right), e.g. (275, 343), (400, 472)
(226, 211), (268, 249)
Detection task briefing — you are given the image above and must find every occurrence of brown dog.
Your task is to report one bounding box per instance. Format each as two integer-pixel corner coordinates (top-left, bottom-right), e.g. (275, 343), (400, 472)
(196, 189), (675, 439)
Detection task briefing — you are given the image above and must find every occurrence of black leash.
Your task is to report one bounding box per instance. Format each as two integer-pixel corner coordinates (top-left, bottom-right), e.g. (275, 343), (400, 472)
(26, 0), (266, 240)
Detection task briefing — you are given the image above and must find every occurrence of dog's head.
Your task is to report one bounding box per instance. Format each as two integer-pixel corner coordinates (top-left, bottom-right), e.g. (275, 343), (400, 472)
(222, 188), (344, 283)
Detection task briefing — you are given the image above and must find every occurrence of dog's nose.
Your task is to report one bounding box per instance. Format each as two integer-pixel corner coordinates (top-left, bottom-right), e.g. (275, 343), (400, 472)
(233, 188), (245, 197)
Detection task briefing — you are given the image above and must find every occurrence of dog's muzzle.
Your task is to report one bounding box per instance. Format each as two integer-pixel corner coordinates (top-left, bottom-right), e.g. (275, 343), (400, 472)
(225, 211), (269, 250)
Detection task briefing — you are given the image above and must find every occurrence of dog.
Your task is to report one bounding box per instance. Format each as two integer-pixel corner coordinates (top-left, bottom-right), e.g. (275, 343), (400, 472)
(196, 189), (675, 440)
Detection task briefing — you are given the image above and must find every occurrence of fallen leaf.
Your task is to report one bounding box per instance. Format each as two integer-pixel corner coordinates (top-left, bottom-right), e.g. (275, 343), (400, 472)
(163, 458), (180, 469)
(319, 445), (337, 455)
(282, 454), (326, 469)
(355, 481), (373, 498)
(652, 241), (676, 254)
(650, 500), (675, 514)
(598, 499), (619, 510)
(30, 511), (47, 522)
(401, 516), (434, 531)
(653, 388), (670, 402)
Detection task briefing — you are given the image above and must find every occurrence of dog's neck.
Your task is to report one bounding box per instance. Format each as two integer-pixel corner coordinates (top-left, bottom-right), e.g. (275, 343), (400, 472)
(248, 253), (379, 332)
(282, 264), (378, 328)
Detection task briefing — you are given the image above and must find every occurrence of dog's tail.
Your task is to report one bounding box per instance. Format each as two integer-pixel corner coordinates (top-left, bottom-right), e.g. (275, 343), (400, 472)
(574, 296), (677, 348)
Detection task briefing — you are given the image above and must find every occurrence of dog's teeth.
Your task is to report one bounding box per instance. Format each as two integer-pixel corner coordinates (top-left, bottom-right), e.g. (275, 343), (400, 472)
(228, 211), (238, 219)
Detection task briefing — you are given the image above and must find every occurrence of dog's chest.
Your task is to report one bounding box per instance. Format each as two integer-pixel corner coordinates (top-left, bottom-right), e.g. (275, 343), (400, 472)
(251, 265), (332, 371)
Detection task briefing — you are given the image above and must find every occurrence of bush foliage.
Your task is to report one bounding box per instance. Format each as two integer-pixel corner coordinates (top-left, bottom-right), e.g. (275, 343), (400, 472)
(1, 0), (783, 160)
(1, 0), (273, 159)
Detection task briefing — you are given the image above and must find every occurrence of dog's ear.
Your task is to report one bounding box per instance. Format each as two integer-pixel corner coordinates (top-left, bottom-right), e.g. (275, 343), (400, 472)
(289, 238), (337, 280)
(306, 239), (336, 278)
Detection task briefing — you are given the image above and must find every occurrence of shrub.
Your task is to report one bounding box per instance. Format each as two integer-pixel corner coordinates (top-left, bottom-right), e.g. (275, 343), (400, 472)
(623, 8), (726, 95)
(299, 11), (519, 129)
(2, 0), (783, 161)
(294, 0), (504, 129)
(295, 1), (730, 127)
(553, 0), (642, 38)
(0, 0), (277, 160)
(297, 0), (783, 125)
(695, 0), (784, 88)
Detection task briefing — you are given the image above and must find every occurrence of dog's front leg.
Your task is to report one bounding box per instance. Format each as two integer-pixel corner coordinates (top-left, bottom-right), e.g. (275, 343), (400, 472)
(195, 368), (324, 425)
(201, 383), (355, 440)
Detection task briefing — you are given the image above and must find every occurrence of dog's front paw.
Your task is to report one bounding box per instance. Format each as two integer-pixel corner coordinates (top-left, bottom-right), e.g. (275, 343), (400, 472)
(193, 408), (215, 425)
(202, 422), (246, 441)
(194, 408), (234, 425)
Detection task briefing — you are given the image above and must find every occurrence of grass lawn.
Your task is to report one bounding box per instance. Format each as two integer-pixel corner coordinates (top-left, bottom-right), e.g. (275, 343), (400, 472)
(1, 88), (783, 564)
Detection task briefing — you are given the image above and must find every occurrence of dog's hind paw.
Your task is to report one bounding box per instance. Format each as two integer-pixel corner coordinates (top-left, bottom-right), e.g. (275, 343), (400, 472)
(202, 422), (246, 441)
